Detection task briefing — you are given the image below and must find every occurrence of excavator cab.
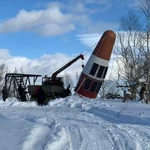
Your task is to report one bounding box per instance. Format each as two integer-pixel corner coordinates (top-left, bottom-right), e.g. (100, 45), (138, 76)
(41, 76), (65, 98)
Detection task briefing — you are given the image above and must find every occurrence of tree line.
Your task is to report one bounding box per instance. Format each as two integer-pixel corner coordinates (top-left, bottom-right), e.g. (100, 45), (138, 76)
(114, 0), (150, 103)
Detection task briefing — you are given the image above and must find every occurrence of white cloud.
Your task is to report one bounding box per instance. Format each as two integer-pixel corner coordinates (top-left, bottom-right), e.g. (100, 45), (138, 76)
(0, 49), (10, 58)
(77, 33), (100, 48)
(127, 0), (141, 8)
(0, 7), (75, 36)
(0, 31), (119, 84)
(77, 26), (118, 48)
(0, 1), (118, 36)
(1, 31), (142, 84)
(0, 49), (87, 84)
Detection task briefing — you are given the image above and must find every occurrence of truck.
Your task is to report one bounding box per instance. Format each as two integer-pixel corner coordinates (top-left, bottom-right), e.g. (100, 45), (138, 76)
(27, 54), (84, 99)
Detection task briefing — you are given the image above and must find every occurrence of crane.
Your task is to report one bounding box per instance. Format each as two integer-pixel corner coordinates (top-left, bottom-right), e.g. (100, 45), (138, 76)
(51, 54), (84, 79)
(27, 54), (84, 100)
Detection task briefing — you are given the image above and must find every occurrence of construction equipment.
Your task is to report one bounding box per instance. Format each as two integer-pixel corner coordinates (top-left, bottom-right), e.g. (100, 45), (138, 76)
(51, 54), (84, 79)
(3, 54), (84, 102)
(27, 54), (84, 100)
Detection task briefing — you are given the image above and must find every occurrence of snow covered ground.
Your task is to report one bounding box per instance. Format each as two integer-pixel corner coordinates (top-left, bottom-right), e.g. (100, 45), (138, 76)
(0, 96), (150, 150)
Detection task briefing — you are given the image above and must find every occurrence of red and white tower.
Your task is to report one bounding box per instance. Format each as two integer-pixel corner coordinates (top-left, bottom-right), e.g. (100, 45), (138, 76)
(75, 30), (116, 99)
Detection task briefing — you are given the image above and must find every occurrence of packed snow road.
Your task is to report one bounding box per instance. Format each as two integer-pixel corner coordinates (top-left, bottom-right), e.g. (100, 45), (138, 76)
(0, 96), (150, 150)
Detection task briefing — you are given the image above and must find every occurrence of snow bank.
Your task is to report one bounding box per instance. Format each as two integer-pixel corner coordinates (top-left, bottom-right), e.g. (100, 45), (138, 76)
(0, 96), (150, 150)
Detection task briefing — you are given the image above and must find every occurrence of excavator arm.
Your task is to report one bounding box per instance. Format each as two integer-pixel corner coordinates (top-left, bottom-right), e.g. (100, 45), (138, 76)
(51, 54), (84, 79)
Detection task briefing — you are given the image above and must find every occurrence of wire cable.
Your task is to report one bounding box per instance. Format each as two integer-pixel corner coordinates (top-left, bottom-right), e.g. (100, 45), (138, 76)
(45, 42), (98, 77)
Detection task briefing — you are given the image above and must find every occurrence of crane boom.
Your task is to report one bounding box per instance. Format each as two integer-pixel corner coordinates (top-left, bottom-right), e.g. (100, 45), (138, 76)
(51, 54), (84, 79)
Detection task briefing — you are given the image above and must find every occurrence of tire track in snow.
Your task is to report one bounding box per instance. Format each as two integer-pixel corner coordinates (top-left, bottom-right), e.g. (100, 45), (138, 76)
(116, 125), (150, 150)
(103, 124), (136, 150)
(46, 107), (150, 150)
(63, 124), (83, 150)
(101, 124), (150, 150)
(1, 99), (150, 150)
(43, 108), (115, 150)
(20, 106), (150, 150)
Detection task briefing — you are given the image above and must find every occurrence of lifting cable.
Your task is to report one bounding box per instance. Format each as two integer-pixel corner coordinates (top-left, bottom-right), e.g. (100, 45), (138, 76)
(80, 42), (98, 68)
(46, 42), (98, 77)
(83, 42), (97, 56)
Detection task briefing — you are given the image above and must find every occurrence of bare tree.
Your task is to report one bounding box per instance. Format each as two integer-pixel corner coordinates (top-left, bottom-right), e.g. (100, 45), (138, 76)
(115, 10), (145, 99)
(0, 64), (9, 93)
(75, 72), (80, 86)
(99, 80), (118, 99)
(63, 73), (74, 89)
(139, 0), (150, 103)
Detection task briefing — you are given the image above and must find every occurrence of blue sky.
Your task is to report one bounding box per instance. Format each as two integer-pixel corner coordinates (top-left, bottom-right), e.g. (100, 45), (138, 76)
(0, 0), (141, 79)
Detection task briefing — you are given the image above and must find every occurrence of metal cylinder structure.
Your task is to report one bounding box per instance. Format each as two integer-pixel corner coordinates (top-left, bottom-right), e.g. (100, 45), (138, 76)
(75, 30), (116, 99)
